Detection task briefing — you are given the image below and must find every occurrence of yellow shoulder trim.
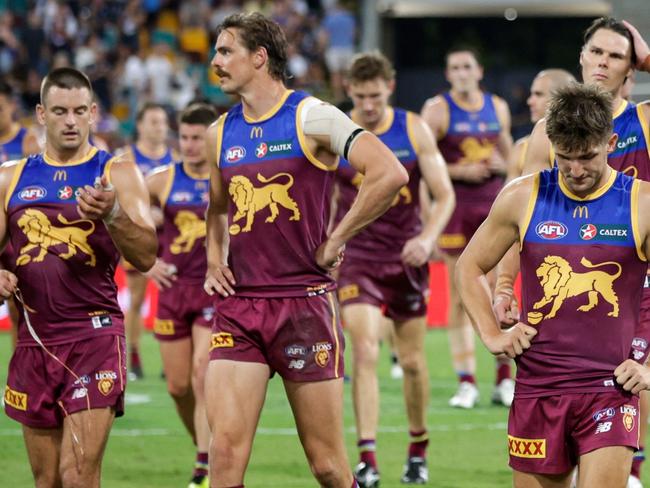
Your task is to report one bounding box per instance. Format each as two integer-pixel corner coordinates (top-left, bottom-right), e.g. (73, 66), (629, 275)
(103, 156), (119, 186)
(373, 107), (394, 136)
(406, 111), (421, 155)
(559, 168), (617, 201)
(160, 163), (176, 208)
(439, 96), (450, 139)
(215, 113), (227, 168)
(243, 90), (293, 123)
(0, 123), (20, 145)
(517, 137), (529, 173)
(295, 98), (336, 171)
(4, 158), (28, 211)
(613, 100), (628, 119)
(519, 173), (540, 250)
(43, 146), (98, 167)
(636, 104), (650, 164)
(631, 179), (647, 261)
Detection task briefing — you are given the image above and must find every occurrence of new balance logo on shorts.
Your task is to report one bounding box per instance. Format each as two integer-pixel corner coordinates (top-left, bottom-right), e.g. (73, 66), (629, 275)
(595, 422), (612, 434)
(508, 435), (546, 458)
(91, 314), (113, 329)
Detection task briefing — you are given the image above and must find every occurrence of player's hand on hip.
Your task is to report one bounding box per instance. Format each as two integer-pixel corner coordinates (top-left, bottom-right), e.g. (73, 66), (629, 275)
(493, 294), (520, 328)
(315, 239), (345, 271)
(0, 269), (17, 300)
(401, 236), (432, 267)
(622, 21), (650, 69)
(204, 264), (236, 297)
(76, 174), (117, 221)
(615, 359), (650, 394)
(484, 323), (537, 358)
(146, 259), (177, 290)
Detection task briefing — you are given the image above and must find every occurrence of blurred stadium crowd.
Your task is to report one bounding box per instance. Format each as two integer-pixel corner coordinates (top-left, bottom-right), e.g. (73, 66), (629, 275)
(0, 0), (357, 147)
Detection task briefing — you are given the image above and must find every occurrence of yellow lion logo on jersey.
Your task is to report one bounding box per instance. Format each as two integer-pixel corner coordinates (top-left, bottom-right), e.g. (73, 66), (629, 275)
(526, 256), (621, 325)
(15, 209), (96, 266)
(228, 172), (301, 234)
(351, 172), (412, 207)
(459, 137), (495, 163)
(170, 210), (206, 254)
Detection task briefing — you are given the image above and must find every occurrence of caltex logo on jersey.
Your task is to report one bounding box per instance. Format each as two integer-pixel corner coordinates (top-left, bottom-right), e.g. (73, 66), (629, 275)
(225, 146), (246, 163)
(256, 142), (268, 158)
(18, 186), (46, 201)
(580, 224), (597, 240)
(58, 186), (73, 200)
(535, 221), (567, 240)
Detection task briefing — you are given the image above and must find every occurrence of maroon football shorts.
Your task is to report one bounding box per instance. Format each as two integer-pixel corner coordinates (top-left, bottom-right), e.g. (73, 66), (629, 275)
(336, 258), (429, 322)
(5, 335), (126, 428)
(209, 292), (344, 382)
(508, 390), (639, 475)
(154, 282), (214, 341)
(438, 201), (492, 255)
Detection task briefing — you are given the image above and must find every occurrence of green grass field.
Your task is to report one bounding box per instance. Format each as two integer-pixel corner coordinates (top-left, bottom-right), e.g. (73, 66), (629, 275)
(1, 329), (647, 487)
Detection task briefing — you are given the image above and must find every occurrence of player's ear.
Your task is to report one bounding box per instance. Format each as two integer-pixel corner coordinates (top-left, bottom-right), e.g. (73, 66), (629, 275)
(89, 102), (98, 126)
(606, 133), (618, 154)
(35, 104), (46, 126)
(254, 46), (268, 71)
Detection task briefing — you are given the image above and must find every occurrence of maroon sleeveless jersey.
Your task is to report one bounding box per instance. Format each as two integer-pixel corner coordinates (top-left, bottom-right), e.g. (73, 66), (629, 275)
(335, 107), (421, 262)
(216, 90), (336, 297)
(6, 149), (123, 346)
(518, 168), (647, 397)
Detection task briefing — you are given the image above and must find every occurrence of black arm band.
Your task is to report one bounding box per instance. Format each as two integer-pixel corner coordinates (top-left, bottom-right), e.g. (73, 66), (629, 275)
(343, 128), (365, 160)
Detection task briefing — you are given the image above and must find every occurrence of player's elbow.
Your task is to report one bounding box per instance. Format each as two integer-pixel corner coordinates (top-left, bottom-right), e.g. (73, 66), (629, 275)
(385, 160), (409, 191)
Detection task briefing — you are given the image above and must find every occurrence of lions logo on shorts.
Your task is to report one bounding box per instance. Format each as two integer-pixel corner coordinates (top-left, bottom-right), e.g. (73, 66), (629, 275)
(312, 342), (332, 368)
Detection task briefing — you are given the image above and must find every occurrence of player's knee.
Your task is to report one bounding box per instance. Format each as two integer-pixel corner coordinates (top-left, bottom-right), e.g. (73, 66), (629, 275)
(59, 464), (90, 488)
(352, 340), (380, 367)
(399, 352), (425, 376)
(309, 457), (345, 487)
(31, 465), (60, 488)
(167, 378), (191, 398)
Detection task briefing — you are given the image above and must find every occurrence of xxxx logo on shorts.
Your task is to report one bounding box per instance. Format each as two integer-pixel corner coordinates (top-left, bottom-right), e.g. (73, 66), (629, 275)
(508, 435), (546, 458)
(621, 404), (637, 432)
(312, 342), (332, 368)
(4, 386), (28, 411)
(95, 370), (117, 396)
(211, 332), (234, 350)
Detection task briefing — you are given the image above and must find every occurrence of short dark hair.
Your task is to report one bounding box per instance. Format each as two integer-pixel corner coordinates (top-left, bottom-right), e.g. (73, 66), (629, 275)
(545, 83), (613, 153)
(136, 102), (167, 123)
(0, 79), (13, 98)
(217, 12), (288, 82)
(583, 17), (637, 66)
(40, 67), (93, 105)
(179, 103), (219, 127)
(445, 45), (482, 66)
(346, 51), (395, 83)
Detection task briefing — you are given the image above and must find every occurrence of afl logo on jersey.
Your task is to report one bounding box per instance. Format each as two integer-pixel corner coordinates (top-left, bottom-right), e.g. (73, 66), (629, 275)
(580, 224), (597, 240)
(535, 221), (567, 240)
(19, 186), (47, 201)
(225, 146), (246, 163)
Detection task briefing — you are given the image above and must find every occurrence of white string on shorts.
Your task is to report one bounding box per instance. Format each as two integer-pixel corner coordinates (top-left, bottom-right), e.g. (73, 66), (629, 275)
(14, 288), (90, 471)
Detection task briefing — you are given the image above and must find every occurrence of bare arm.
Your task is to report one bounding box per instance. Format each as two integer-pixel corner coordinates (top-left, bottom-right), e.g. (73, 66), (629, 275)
(203, 121), (235, 297)
(488, 96), (513, 176)
(144, 167), (176, 289)
(76, 156), (157, 271)
(522, 119), (552, 175)
(506, 136), (528, 182)
(0, 162), (19, 298)
(614, 180), (650, 392)
(401, 114), (455, 267)
(455, 176), (537, 357)
(317, 131), (409, 266)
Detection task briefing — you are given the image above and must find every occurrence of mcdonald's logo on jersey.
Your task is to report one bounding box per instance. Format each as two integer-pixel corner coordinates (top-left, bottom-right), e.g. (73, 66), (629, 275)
(53, 170), (67, 181)
(573, 206), (589, 219)
(250, 126), (263, 139)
